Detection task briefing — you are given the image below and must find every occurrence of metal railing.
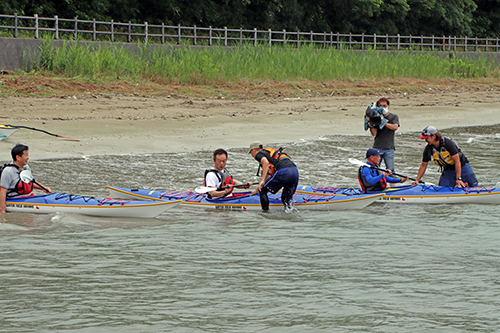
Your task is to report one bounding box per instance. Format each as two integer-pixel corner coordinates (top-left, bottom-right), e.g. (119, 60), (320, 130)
(0, 13), (499, 52)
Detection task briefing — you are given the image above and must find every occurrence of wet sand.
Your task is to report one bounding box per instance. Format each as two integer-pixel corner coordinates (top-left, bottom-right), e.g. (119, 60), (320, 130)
(1, 90), (500, 160)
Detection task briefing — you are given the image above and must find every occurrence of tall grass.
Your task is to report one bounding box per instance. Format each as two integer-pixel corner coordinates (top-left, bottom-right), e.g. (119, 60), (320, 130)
(29, 40), (500, 83)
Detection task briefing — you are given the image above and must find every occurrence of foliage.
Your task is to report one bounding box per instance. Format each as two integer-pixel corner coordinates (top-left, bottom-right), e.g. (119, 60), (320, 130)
(0, 0), (497, 38)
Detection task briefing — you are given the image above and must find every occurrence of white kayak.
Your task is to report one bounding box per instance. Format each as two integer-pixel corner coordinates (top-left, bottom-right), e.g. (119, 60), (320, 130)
(106, 186), (385, 211)
(5, 193), (180, 218)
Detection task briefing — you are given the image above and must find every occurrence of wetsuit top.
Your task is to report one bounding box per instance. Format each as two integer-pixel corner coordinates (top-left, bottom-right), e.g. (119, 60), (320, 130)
(255, 148), (296, 175)
(0, 164), (34, 197)
(422, 137), (468, 171)
(358, 164), (401, 191)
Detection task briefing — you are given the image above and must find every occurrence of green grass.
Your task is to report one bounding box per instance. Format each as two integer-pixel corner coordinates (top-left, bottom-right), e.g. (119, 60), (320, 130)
(25, 39), (500, 84)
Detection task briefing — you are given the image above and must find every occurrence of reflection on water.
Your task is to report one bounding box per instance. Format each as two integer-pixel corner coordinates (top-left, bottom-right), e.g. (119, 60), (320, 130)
(1, 125), (500, 332)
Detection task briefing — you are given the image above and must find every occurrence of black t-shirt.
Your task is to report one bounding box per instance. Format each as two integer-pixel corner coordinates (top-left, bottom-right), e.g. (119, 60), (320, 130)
(255, 150), (296, 171)
(422, 137), (468, 171)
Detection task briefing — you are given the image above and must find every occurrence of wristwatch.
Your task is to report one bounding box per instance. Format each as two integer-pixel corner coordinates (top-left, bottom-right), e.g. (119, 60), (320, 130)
(457, 177), (462, 181)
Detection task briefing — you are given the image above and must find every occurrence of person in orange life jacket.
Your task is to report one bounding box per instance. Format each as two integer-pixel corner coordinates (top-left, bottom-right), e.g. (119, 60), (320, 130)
(411, 126), (478, 188)
(204, 148), (257, 198)
(248, 141), (299, 211)
(0, 144), (51, 214)
(359, 148), (409, 191)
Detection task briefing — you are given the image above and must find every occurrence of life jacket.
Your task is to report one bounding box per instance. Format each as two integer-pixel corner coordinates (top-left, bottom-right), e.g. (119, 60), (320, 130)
(0, 164), (34, 196)
(204, 169), (234, 197)
(257, 148), (290, 176)
(431, 137), (463, 169)
(357, 166), (388, 192)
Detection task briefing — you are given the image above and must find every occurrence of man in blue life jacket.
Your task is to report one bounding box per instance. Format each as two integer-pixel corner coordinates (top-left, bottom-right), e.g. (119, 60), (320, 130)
(0, 144), (51, 214)
(412, 126), (478, 187)
(248, 141), (299, 211)
(358, 148), (409, 191)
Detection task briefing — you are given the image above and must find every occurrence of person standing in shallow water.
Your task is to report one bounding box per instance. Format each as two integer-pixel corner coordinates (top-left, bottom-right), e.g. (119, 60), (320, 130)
(412, 126), (478, 187)
(248, 141), (299, 211)
(369, 97), (400, 171)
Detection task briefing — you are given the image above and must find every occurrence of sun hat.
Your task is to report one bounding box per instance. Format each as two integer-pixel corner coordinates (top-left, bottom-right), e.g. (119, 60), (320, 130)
(366, 148), (382, 158)
(420, 126), (438, 139)
(248, 141), (263, 153)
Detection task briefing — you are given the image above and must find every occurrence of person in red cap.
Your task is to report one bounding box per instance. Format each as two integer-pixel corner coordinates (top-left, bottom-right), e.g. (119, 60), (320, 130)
(358, 148), (409, 191)
(412, 126), (478, 187)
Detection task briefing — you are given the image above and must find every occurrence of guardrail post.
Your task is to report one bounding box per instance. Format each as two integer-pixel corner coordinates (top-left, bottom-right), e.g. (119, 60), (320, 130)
(144, 22), (148, 43)
(349, 32), (352, 49)
(209, 26), (212, 46)
(92, 18), (96, 41)
(442, 36), (445, 51)
(55, 15), (59, 39)
(475, 36), (478, 51)
(193, 25), (197, 45)
(431, 35), (434, 51)
(225, 26), (228, 46)
(254, 28), (257, 47)
(323, 32), (326, 48)
(336, 32), (339, 49)
(386, 33), (389, 50)
(454, 36), (456, 51)
(14, 13), (18, 38)
(409, 34), (411, 50)
(330, 32), (333, 48)
(464, 36), (467, 51)
(496, 37), (499, 52)
(240, 27), (243, 46)
(310, 30), (313, 45)
(297, 30), (300, 48)
(420, 35), (423, 51)
(283, 29), (287, 46)
(269, 28), (272, 47)
(177, 24), (181, 44)
(373, 33), (376, 50)
(127, 21), (131, 42)
(111, 20), (114, 42)
(35, 14), (39, 39)
(485, 37), (488, 52)
(161, 23), (165, 44)
(74, 16), (78, 40)
(397, 34), (400, 50)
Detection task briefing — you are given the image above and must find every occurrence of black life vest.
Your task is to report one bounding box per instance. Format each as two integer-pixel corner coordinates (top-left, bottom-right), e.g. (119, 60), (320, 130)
(204, 169), (235, 197)
(357, 166), (387, 192)
(0, 164), (34, 196)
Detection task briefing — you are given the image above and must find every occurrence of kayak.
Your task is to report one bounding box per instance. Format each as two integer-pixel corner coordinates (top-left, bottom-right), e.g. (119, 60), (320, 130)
(0, 124), (18, 140)
(5, 193), (180, 218)
(296, 184), (500, 204)
(106, 186), (384, 211)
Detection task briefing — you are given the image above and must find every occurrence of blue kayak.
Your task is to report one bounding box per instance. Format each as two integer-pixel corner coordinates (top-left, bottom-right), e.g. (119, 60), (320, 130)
(5, 193), (180, 217)
(296, 184), (500, 204)
(106, 186), (384, 211)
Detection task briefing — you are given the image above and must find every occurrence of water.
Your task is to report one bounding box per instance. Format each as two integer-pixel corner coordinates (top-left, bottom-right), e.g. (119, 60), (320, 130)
(1, 125), (500, 332)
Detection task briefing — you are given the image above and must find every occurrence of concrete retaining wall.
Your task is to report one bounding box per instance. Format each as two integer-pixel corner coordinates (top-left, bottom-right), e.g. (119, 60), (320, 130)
(1, 36), (500, 71)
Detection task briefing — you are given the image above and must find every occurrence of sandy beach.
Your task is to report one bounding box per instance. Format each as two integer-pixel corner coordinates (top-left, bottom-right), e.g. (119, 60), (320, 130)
(1, 89), (500, 161)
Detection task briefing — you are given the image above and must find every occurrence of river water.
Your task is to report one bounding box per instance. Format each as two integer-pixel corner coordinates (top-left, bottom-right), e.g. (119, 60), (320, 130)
(1, 125), (500, 332)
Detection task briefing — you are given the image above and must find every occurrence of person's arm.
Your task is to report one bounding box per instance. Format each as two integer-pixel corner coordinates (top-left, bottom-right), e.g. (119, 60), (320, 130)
(258, 157), (270, 191)
(451, 153), (465, 187)
(209, 187), (232, 198)
(0, 187), (7, 214)
(412, 161), (428, 185)
(33, 182), (51, 193)
(384, 123), (399, 131)
(369, 127), (377, 137)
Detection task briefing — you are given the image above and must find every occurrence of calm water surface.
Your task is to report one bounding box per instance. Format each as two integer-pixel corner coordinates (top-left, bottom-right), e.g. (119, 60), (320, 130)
(1, 125), (500, 332)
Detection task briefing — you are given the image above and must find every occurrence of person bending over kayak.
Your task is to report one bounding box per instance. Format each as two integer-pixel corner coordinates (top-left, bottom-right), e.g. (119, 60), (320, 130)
(359, 148), (409, 191)
(0, 144), (51, 214)
(248, 141), (299, 211)
(412, 126), (478, 187)
(204, 148), (257, 198)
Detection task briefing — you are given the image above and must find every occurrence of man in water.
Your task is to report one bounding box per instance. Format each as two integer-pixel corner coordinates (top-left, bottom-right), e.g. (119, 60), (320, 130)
(0, 144), (51, 214)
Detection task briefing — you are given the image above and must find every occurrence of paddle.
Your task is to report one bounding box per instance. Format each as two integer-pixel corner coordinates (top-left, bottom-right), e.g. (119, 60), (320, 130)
(1, 123), (80, 141)
(348, 158), (429, 185)
(19, 169), (50, 193)
(195, 182), (258, 194)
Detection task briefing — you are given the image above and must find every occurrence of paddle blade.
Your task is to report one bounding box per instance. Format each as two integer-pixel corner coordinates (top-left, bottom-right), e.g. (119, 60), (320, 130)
(348, 158), (367, 167)
(19, 169), (33, 183)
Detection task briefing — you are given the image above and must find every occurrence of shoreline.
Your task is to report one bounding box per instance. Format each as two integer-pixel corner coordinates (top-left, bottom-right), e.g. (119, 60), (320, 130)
(1, 91), (500, 161)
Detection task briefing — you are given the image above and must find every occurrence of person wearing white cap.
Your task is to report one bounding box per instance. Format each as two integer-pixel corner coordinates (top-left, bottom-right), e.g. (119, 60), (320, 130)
(358, 148), (409, 191)
(412, 126), (478, 187)
(248, 141), (299, 211)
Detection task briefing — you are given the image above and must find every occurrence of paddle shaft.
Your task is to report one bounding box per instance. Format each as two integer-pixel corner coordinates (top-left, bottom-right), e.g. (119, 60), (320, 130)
(196, 182), (258, 194)
(33, 179), (50, 193)
(3, 124), (79, 141)
(348, 158), (424, 184)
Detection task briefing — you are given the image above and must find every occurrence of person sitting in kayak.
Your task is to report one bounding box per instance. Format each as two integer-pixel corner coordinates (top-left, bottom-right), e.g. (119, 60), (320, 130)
(359, 148), (409, 191)
(248, 141), (299, 211)
(0, 144), (51, 214)
(204, 148), (257, 198)
(412, 126), (478, 187)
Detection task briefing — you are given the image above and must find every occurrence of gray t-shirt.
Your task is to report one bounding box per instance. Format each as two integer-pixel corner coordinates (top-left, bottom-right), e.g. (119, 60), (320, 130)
(373, 113), (399, 150)
(1, 164), (31, 197)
